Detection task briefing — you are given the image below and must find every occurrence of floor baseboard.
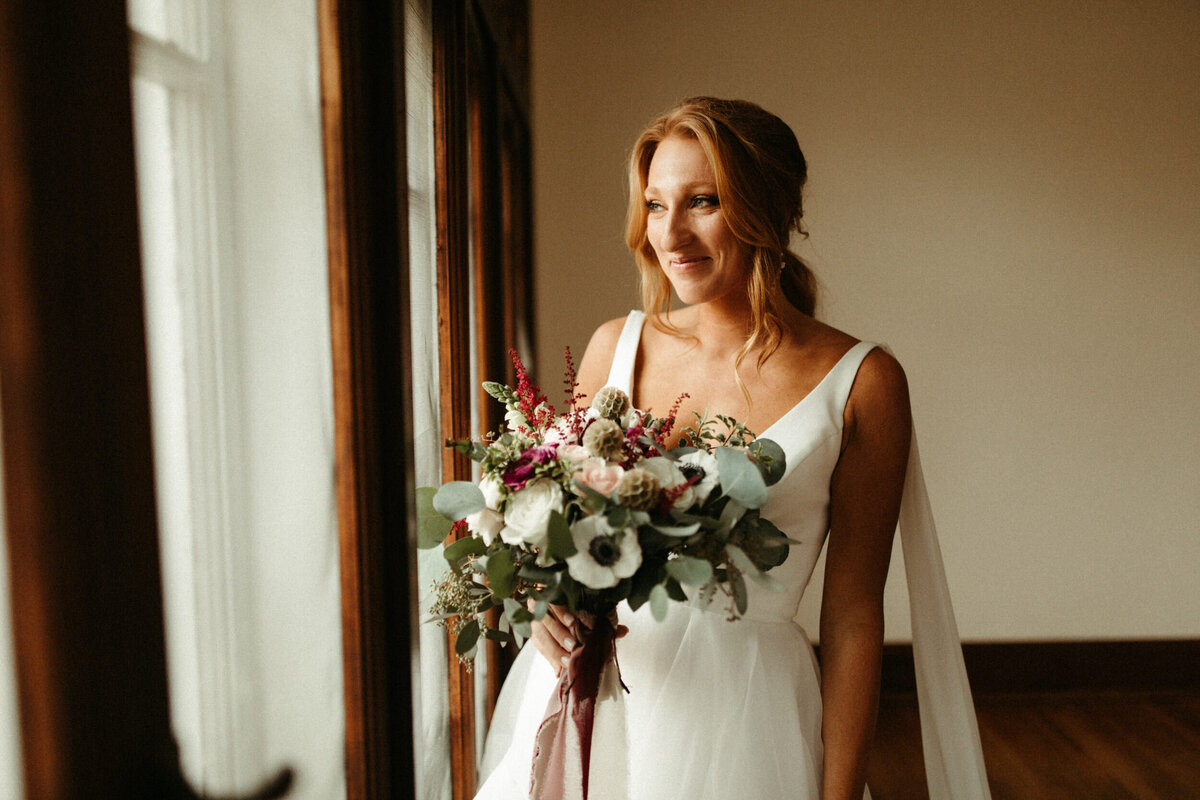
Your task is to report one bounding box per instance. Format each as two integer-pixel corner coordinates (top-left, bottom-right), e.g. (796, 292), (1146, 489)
(873, 639), (1200, 693)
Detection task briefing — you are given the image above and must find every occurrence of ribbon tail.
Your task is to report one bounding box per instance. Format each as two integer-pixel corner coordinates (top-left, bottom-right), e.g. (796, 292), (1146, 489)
(529, 614), (617, 800)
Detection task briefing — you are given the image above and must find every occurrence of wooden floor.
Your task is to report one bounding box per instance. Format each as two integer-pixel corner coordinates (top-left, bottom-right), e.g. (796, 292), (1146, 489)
(867, 690), (1200, 799)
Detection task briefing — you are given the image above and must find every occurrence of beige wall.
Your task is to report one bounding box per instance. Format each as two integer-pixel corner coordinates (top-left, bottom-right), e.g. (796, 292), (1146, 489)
(530, 1), (1200, 641)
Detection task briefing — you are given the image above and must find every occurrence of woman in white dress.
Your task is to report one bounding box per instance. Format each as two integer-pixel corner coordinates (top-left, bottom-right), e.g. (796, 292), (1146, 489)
(476, 97), (989, 800)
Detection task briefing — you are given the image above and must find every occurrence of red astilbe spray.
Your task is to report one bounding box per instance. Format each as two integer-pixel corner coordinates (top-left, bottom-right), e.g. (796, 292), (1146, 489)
(561, 347), (588, 440)
(510, 348), (557, 431)
(654, 392), (690, 448)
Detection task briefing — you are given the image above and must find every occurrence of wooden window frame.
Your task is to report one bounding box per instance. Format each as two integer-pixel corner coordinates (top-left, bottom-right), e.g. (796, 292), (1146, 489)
(432, 2), (532, 797)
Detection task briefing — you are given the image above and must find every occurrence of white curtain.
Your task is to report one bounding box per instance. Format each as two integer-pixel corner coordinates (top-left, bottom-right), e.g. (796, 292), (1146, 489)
(405, 1), (453, 798)
(0, 400), (22, 800)
(131, 0), (344, 796)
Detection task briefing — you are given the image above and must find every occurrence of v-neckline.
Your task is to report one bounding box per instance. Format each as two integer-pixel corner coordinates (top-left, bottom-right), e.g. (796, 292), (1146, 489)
(622, 314), (869, 452)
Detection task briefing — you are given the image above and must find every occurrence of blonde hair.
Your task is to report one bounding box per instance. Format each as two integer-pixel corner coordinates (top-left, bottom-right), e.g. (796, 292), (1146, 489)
(625, 97), (817, 395)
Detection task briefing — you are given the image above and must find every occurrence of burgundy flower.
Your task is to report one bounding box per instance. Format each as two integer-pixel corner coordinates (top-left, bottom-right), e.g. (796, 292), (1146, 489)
(501, 443), (559, 490)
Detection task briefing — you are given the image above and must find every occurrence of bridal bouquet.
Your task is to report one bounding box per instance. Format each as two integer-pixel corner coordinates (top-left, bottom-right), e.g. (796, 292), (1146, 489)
(418, 350), (791, 800)
(419, 350), (791, 659)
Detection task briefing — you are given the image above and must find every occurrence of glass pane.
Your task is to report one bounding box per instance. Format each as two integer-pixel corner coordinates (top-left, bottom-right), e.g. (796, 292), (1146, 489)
(128, 0), (208, 60)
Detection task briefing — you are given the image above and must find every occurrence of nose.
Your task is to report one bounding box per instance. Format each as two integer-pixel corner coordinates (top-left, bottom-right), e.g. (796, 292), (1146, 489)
(658, 207), (693, 252)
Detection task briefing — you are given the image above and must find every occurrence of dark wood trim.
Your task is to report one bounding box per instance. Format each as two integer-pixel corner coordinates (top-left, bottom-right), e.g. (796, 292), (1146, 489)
(874, 640), (1200, 695)
(319, 2), (418, 799)
(0, 3), (184, 797)
(432, 3), (479, 797)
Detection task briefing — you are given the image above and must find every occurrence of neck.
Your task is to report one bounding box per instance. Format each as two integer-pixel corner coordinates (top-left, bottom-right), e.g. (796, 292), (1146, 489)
(670, 294), (755, 354)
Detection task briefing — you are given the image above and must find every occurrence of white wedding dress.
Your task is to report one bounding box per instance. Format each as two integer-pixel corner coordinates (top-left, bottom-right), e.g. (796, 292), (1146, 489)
(474, 311), (991, 800)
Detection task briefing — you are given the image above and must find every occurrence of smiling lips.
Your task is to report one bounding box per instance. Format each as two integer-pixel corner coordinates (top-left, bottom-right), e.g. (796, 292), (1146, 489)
(670, 255), (711, 271)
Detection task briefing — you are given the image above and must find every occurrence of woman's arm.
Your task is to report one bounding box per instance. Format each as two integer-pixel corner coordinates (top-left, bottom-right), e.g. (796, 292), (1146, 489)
(820, 348), (912, 800)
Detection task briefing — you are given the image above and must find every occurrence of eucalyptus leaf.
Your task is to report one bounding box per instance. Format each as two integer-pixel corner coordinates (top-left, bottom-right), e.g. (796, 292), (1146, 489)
(725, 543), (761, 578)
(606, 505), (631, 529)
(416, 486), (453, 549)
(666, 555), (713, 587)
(433, 481), (486, 521)
(486, 547), (515, 598)
(455, 619), (481, 654)
(649, 583), (669, 622)
(715, 447), (769, 508)
(726, 544), (784, 591)
(546, 509), (576, 559)
(652, 521), (701, 537)
(443, 535), (486, 566)
(483, 628), (513, 644)
(573, 479), (608, 504)
(518, 564), (561, 586)
(749, 437), (787, 486)
(719, 499), (746, 534)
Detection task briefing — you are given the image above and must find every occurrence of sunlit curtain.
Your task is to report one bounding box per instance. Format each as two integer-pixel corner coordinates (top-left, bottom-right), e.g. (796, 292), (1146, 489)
(405, 1), (453, 798)
(0, 404), (21, 798)
(130, 1), (344, 796)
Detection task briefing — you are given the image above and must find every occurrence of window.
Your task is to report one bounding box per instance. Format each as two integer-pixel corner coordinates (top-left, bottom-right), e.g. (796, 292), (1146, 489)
(130, 1), (343, 795)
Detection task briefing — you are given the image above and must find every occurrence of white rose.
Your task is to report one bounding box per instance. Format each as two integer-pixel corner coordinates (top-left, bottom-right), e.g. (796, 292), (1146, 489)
(465, 508), (505, 546)
(505, 407), (529, 432)
(479, 474), (505, 510)
(501, 477), (564, 550)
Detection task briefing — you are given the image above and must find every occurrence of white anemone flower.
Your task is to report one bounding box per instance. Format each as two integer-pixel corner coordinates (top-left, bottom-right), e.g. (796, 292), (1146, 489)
(639, 457), (691, 509)
(566, 516), (642, 589)
(674, 449), (720, 506)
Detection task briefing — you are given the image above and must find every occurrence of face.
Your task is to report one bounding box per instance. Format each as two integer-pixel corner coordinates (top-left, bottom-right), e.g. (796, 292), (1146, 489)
(643, 135), (752, 308)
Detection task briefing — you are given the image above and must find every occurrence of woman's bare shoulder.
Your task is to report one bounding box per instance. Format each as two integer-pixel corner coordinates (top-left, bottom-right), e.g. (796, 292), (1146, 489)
(790, 317), (909, 421)
(575, 315), (634, 401)
(846, 346), (911, 433)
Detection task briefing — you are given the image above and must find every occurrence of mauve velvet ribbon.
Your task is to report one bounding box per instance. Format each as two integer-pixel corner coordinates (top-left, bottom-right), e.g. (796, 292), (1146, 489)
(529, 612), (618, 800)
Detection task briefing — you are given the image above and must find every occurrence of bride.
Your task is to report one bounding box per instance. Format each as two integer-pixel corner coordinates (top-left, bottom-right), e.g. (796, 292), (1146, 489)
(475, 97), (990, 800)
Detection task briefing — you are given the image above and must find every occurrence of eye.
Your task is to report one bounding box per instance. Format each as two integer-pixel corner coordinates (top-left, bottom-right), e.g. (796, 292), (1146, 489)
(644, 199), (664, 212)
(690, 195), (719, 208)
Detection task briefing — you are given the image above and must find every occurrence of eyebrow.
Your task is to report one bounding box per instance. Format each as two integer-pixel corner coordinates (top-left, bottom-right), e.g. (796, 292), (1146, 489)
(643, 181), (718, 195)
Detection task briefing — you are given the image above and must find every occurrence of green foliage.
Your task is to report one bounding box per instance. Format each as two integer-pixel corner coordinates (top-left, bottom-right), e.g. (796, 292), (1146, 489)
(545, 509), (576, 559)
(443, 535), (486, 569)
(486, 546), (515, 598)
(455, 619), (481, 655)
(649, 583), (669, 621)
(666, 555), (713, 587)
(716, 447), (768, 509)
(749, 438), (786, 486)
(416, 486), (453, 549)
(433, 481), (486, 521)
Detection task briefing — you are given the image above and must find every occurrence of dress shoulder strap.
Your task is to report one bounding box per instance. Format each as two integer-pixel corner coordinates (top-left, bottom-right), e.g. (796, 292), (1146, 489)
(823, 340), (879, 420)
(604, 310), (645, 396)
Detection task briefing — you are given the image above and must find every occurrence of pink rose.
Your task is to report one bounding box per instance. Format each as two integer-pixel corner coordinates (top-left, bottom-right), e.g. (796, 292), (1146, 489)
(574, 457), (624, 497)
(557, 444), (589, 467)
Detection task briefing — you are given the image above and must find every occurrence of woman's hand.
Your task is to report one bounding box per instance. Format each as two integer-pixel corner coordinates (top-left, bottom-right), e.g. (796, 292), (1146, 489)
(528, 603), (628, 675)
(529, 602), (578, 674)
